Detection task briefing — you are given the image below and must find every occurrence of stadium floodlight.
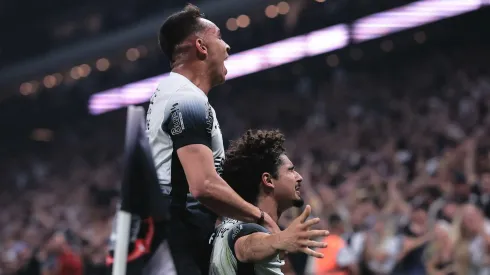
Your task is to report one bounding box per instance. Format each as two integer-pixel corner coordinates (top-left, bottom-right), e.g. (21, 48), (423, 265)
(353, 0), (481, 42)
(89, 0), (481, 115)
(88, 24), (348, 115)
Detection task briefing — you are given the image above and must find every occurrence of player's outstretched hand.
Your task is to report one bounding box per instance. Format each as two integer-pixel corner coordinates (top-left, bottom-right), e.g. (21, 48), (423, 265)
(272, 205), (329, 258)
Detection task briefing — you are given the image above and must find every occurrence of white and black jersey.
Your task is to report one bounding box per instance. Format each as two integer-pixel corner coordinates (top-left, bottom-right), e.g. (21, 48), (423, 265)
(146, 72), (225, 199)
(209, 218), (284, 275)
(145, 72), (226, 274)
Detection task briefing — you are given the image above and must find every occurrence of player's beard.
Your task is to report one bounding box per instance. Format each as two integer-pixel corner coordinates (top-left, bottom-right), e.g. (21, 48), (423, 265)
(293, 197), (304, 208)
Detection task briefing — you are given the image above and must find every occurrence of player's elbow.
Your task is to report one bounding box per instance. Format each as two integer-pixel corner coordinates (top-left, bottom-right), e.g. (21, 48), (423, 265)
(235, 248), (252, 263)
(234, 238), (252, 263)
(189, 178), (215, 201)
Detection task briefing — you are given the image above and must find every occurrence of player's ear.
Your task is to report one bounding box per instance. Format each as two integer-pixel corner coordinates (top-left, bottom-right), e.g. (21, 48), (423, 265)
(261, 172), (274, 189)
(195, 38), (207, 60)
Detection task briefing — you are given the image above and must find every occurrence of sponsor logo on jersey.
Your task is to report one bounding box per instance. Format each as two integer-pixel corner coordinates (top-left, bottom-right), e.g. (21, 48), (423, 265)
(205, 103), (214, 134)
(169, 103), (185, 135)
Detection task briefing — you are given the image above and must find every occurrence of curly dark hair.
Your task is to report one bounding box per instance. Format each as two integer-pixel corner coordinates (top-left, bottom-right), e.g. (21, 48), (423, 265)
(222, 129), (286, 205)
(158, 4), (205, 63)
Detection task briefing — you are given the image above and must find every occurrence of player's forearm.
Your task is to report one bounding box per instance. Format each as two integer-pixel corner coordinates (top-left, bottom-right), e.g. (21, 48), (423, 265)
(195, 175), (261, 223)
(235, 233), (280, 263)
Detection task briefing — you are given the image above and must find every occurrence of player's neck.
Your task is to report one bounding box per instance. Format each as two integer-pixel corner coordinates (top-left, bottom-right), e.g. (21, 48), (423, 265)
(172, 64), (212, 95)
(256, 196), (281, 224)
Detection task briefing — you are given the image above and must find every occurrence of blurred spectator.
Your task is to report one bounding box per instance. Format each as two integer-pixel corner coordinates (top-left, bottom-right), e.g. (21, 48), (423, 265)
(305, 214), (358, 275)
(41, 231), (83, 275)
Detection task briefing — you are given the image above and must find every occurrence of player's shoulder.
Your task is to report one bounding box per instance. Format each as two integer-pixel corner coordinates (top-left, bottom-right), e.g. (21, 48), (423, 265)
(224, 219), (270, 243)
(222, 218), (269, 232)
(212, 219), (268, 241)
(166, 89), (207, 111)
(214, 218), (243, 238)
(156, 73), (206, 101)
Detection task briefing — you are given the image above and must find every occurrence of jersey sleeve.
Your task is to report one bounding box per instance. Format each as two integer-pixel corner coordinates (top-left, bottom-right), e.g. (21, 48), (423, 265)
(227, 223), (270, 258)
(162, 95), (213, 150)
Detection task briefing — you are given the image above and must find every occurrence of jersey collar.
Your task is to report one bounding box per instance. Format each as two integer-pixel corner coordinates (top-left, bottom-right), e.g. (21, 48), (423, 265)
(169, 72), (207, 98)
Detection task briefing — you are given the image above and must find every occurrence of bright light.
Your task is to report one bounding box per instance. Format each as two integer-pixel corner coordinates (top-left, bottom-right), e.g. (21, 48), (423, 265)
(70, 67), (81, 80)
(89, 24), (349, 115)
(96, 58), (110, 71)
(43, 75), (57, 88)
(315, 0), (326, 3)
(277, 2), (290, 14)
(79, 64), (91, 77)
(88, 0), (482, 115)
(20, 82), (33, 95)
(265, 5), (279, 18)
(353, 0), (480, 42)
(126, 48), (140, 61)
(226, 18), (238, 31)
(236, 15), (250, 28)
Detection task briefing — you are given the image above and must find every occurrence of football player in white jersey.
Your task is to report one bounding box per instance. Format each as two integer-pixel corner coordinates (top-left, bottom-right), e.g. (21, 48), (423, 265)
(209, 130), (329, 275)
(144, 4), (322, 275)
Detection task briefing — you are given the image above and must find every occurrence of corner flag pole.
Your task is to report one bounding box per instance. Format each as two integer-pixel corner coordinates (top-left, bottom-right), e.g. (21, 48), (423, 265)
(112, 105), (141, 275)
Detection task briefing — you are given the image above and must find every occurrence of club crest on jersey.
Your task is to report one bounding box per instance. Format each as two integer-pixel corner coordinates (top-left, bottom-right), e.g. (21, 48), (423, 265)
(169, 103), (185, 135)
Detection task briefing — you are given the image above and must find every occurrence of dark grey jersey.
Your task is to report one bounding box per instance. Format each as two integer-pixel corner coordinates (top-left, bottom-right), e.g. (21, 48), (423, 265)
(209, 218), (284, 275)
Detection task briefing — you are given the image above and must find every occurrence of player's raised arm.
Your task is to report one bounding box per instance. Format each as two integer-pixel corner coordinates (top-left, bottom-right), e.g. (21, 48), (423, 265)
(233, 206), (328, 263)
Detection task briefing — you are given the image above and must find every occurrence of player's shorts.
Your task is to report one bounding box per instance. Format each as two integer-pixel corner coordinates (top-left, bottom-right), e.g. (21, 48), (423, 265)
(163, 215), (214, 275)
(142, 240), (177, 275)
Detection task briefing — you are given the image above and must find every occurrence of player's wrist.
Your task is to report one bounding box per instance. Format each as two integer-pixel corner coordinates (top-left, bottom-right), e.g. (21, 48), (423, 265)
(257, 209), (265, 225)
(269, 232), (286, 252)
(249, 206), (263, 224)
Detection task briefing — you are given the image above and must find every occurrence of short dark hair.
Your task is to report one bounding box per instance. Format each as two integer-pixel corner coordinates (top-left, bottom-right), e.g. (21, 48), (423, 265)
(158, 4), (205, 62)
(222, 130), (286, 205)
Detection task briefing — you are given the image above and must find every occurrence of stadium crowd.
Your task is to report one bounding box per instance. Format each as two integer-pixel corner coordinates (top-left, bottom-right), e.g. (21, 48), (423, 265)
(1, 40), (490, 275)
